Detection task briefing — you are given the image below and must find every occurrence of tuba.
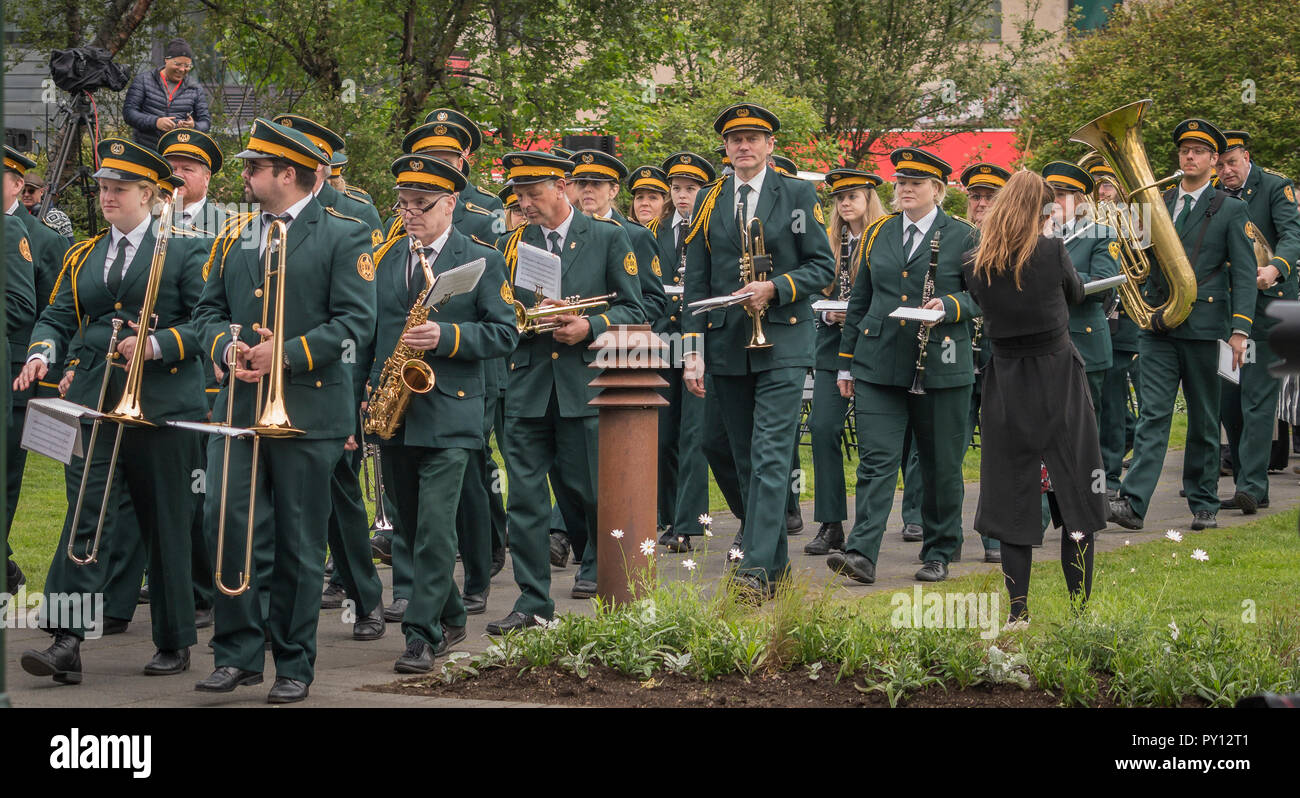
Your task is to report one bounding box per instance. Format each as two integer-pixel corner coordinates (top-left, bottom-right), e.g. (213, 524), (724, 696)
(1070, 100), (1198, 332)
(364, 240), (437, 440)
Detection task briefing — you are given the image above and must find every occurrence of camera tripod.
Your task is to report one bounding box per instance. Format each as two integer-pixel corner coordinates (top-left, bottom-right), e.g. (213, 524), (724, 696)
(39, 91), (100, 232)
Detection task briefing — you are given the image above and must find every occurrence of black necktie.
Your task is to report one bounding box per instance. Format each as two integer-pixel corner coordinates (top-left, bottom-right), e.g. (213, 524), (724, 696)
(737, 184), (752, 230)
(409, 247), (433, 306)
(903, 223), (919, 259)
(105, 235), (127, 295)
(260, 212), (291, 255)
(547, 230), (562, 256)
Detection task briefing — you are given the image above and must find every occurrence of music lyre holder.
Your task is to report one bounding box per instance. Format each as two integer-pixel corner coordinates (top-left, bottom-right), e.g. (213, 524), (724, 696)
(40, 91), (100, 233)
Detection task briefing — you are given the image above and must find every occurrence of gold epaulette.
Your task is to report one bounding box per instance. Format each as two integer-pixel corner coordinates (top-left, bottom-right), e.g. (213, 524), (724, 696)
(592, 214), (620, 226)
(948, 215), (976, 230)
(683, 178), (727, 246)
(49, 232), (106, 308)
(464, 202), (493, 216)
(470, 234), (499, 251)
(344, 187), (373, 203)
(203, 211), (259, 281)
(1261, 166), (1291, 181)
(324, 206), (365, 226)
(477, 184), (494, 197)
(861, 213), (898, 271)
(502, 225), (529, 283)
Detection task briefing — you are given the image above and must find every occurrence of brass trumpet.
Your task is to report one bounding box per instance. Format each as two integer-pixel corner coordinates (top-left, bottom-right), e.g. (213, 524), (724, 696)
(214, 219), (303, 597)
(514, 293), (616, 334)
(739, 217), (773, 350)
(68, 197), (175, 564)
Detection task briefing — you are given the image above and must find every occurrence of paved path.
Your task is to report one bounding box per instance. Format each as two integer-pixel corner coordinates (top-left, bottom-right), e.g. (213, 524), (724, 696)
(4, 449), (1296, 707)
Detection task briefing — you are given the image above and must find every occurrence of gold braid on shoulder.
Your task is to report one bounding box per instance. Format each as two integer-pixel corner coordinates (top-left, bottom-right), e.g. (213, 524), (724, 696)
(861, 212), (898, 272)
(502, 225), (529, 284)
(682, 178), (726, 250)
(49, 233), (106, 311)
(373, 231), (408, 265)
(202, 211), (260, 281)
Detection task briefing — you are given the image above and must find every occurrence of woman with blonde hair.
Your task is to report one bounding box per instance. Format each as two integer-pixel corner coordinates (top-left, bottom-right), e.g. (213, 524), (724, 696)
(964, 169), (1107, 625)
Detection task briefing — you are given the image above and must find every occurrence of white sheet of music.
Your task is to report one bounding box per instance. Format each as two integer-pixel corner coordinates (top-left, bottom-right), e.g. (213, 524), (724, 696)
(22, 398), (95, 464)
(514, 241), (562, 300)
(889, 306), (945, 323)
(426, 257), (486, 307)
(1218, 339), (1240, 385)
(812, 300), (849, 313)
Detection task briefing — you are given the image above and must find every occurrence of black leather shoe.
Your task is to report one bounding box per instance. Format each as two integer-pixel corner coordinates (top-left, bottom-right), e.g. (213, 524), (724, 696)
(353, 605), (385, 640)
(984, 549), (1002, 564)
(657, 527), (676, 546)
(144, 647), (190, 675)
(486, 611), (539, 635)
(324, 555), (335, 578)
(383, 598), (408, 622)
(729, 571), (773, 603)
(901, 523), (923, 542)
(666, 535), (693, 553)
(463, 591), (488, 615)
(395, 639), (434, 673)
(138, 583), (150, 604)
(370, 534), (393, 565)
(549, 532), (570, 568)
(571, 579), (597, 599)
(435, 624), (467, 656)
(267, 677), (309, 704)
(490, 546), (506, 577)
(915, 560), (949, 582)
(1190, 511), (1217, 530)
(194, 606), (214, 629)
(1106, 488), (1120, 501)
(20, 633), (82, 684)
(1107, 497), (1144, 530)
(826, 551), (875, 584)
(195, 666), (262, 692)
(101, 616), (129, 636)
(1220, 491), (1259, 515)
(786, 509), (804, 536)
(320, 582), (346, 610)
(730, 530), (745, 553)
(6, 559), (26, 590)
(804, 522), (845, 555)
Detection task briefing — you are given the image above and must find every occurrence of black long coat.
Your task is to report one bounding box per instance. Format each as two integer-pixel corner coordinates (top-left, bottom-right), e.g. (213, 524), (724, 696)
(964, 235), (1108, 544)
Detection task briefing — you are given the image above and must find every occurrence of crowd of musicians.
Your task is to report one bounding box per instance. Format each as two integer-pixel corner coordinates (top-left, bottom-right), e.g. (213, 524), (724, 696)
(3, 100), (1297, 703)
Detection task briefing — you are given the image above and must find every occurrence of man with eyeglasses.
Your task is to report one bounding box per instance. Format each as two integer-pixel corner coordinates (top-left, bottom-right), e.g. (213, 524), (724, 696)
(122, 38), (211, 150)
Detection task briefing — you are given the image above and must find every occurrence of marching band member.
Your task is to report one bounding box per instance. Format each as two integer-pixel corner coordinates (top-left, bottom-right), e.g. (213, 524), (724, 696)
(829, 147), (977, 585)
(628, 164), (670, 226)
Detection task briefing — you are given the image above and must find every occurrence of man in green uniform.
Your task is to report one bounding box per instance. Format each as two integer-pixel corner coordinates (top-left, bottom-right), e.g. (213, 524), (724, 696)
(487, 151), (643, 631)
(272, 114), (384, 242)
(192, 118), (376, 703)
(1109, 119), (1257, 532)
(682, 104), (835, 597)
(1214, 129), (1300, 514)
(369, 155), (516, 670)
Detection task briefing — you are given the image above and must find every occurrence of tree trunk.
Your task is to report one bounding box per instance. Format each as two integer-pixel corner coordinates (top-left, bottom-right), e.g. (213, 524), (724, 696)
(92, 0), (156, 57)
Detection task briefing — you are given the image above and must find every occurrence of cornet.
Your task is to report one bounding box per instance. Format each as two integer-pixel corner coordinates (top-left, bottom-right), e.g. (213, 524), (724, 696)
(514, 293), (616, 334)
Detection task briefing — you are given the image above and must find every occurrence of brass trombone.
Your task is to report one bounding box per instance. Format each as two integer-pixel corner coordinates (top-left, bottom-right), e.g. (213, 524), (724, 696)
(514, 293), (616, 334)
(68, 197), (175, 564)
(213, 219), (303, 597)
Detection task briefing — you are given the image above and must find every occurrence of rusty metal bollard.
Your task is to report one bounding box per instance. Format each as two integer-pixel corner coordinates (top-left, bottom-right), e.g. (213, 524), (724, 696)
(587, 324), (670, 604)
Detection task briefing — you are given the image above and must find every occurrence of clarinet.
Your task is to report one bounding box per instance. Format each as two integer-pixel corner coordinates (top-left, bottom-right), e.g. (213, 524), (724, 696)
(838, 229), (852, 302)
(971, 317), (984, 376)
(909, 230), (942, 395)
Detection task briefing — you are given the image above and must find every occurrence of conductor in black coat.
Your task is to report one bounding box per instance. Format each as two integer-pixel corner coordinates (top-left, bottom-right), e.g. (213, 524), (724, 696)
(962, 171), (1107, 625)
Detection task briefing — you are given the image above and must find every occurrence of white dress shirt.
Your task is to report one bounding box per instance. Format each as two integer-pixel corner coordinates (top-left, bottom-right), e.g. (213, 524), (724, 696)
(180, 196), (207, 229)
(900, 205), (939, 259)
(734, 168), (767, 226)
(540, 204), (575, 253)
(407, 225), (451, 292)
(5, 199), (20, 216)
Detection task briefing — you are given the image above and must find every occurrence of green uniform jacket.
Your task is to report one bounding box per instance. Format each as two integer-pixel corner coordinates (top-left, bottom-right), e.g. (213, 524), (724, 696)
(650, 214), (685, 337)
(1065, 223), (1120, 371)
(5, 215), (38, 356)
(611, 207), (669, 325)
(1147, 184), (1255, 341)
(682, 168), (836, 375)
(837, 210), (980, 389)
(369, 228), (517, 448)
(194, 198), (377, 438)
(501, 209), (644, 418)
(319, 182), (384, 248)
(181, 200), (230, 238)
(1232, 165), (1300, 336)
(19, 210), (67, 309)
(815, 230), (862, 372)
(28, 223), (205, 421)
(462, 181), (503, 215)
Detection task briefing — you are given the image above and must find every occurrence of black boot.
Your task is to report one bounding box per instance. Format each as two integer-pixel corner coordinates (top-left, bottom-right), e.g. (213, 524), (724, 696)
(804, 522), (844, 555)
(21, 632), (82, 684)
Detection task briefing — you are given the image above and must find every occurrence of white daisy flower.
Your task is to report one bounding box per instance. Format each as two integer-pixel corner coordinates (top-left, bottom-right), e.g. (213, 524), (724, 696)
(681, 558), (697, 571)
(1168, 620), (1180, 641)
(1164, 530), (1183, 543)
(610, 528), (624, 539)
(698, 514), (713, 527)
(1069, 531), (1085, 542)
(639, 538), (656, 557)
(728, 547), (744, 561)
(1191, 549), (1209, 562)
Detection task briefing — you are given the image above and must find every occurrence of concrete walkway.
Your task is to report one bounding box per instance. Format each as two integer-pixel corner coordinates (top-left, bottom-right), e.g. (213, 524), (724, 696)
(4, 448), (1296, 707)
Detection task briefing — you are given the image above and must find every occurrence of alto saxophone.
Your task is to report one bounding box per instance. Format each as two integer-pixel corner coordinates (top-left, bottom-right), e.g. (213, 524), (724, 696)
(364, 241), (438, 440)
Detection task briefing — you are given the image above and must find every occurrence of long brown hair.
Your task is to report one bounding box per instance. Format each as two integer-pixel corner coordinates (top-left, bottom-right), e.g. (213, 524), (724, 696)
(823, 187), (885, 295)
(971, 170), (1054, 290)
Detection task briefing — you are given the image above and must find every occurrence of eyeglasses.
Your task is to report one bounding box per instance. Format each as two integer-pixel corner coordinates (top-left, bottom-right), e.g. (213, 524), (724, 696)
(390, 196), (446, 217)
(166, 59), (194, 70)
(242, 161), (275, 175)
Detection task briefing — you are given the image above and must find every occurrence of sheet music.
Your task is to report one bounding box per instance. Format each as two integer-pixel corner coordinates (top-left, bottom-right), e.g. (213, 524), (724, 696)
(811, 300), (849, 313)
(688, 292), (753, 316)
(664, 285), (683, 296)
(514, 241), (562, 300)
(888, 306), (945, 323)
(1218, 340), (1240, 385)
(425, 257), (486, 307)
(166, 420), (256, 438)
(21, 401), (87, 464)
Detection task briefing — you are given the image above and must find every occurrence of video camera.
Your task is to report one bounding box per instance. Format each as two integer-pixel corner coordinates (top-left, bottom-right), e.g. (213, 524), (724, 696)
(49, 46), (129, 95)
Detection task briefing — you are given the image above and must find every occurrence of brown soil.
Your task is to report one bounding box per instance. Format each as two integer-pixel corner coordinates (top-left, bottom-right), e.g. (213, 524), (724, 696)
(363, 665), (1180, 707)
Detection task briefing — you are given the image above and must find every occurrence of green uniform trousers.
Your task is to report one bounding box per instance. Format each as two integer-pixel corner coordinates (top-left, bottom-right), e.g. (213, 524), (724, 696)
(1221, 336), (1281, 503)
(209, 435), (342, 684)
(503, 392), (598, 618)
(1120, 336), (1220, 517)
(1100, 351), (1138, 491)
(810, 369), (848, 523)
(44, 424), (199, 648)
(325, 446), (383, 617)
(845, 381), (970, 565)
(383, 444), (469, 646)
(709, 367), (805, 585)
(658, 367), (711, 535)
(489, 395), (508, 553)
(454, 392), (501, 597)
(900, 425), (923, 529)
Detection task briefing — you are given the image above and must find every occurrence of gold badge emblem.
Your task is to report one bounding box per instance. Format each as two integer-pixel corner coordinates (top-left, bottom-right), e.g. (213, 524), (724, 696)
(18, 237), (32, 262)
(177, 132), (190, 143)
(1245, 222), (1257, 240)
(582, 154), (594, 164)
(434, 124), (447, 135)
(1188, 121), (1199, 130)
(436, 111), (448, 121)
(813, 203), (825, 225)
(680, 155), (690, 164)
(282, 118), (293, 127)
(623, 251), (637, 275)
(500, 279), (514, 305)
(1108, 241), (1121, 260)
(641, 169), (651, 178)
(371, 229), (384, 248)
(651, 255), (661, 277)
(980, 166), (990, 174)
(735, 107), (749, 117)
(409, 160), (423, 171)
(511, 157), (523, 166)
(1286, 185), (1296, 203)
(110, 142), (125, 156)
(357, 252), (375, 281)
